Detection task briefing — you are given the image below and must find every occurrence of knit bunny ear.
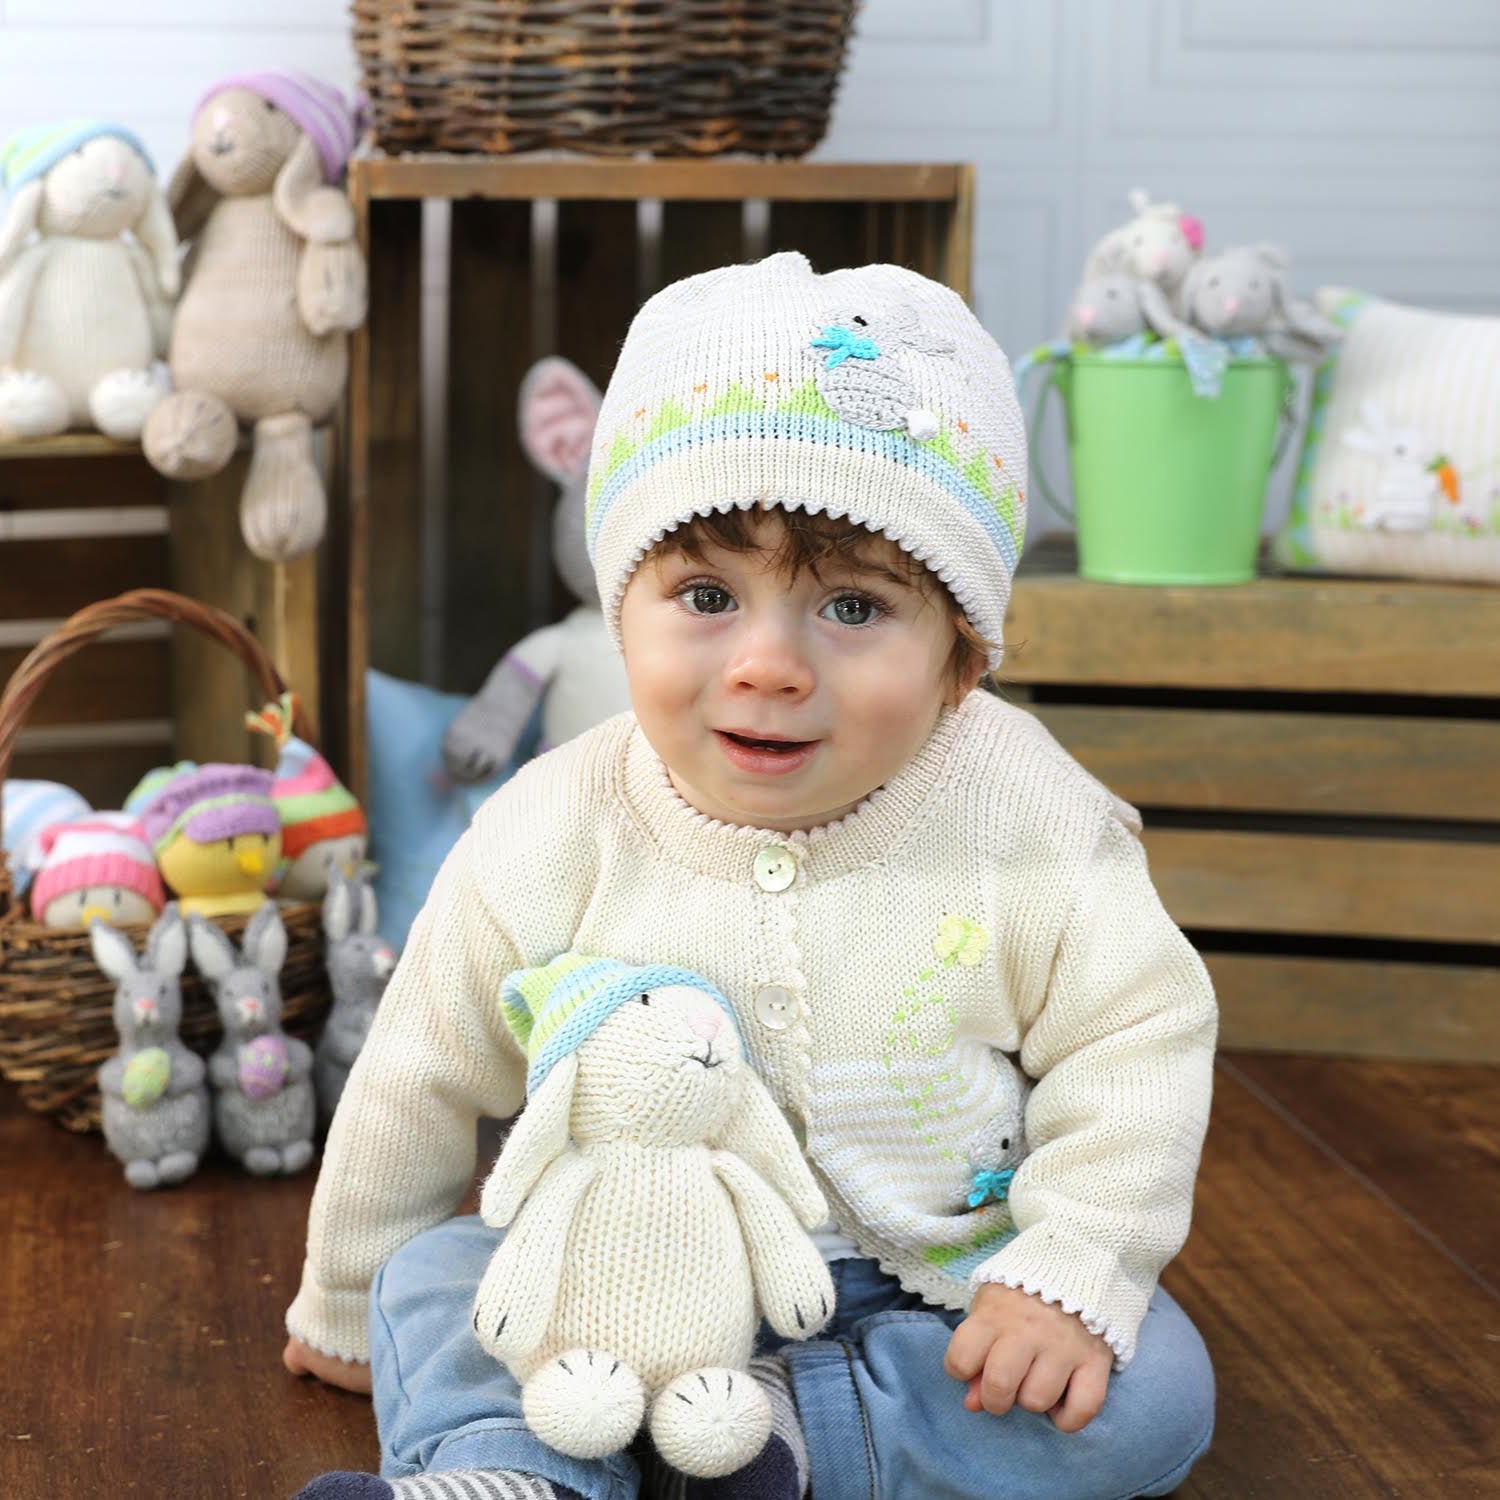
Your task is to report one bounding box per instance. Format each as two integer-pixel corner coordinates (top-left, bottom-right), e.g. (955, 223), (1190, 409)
(133, 179), (180, 298)
(144, 903), (187, 978)
(479, 1052), (578, 1228)
(242, 902), (287, 976)
(90, 920), (140, 984)
(518, 357), (602, 485)
(167, 151), (217, 244)
(188, 914), (238, 981)
(357, 879), (378, 937)
(715, 1069), (827, 1230)
(0, 179), (41, 279)
(322, 868), (354, 943)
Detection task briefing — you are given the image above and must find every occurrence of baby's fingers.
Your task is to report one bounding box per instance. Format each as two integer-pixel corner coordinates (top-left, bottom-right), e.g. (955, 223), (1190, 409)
(943, 1315), (996, 1382)
(975, 1337), (1036, 1417)
(1051, 1357), (1111, 1433)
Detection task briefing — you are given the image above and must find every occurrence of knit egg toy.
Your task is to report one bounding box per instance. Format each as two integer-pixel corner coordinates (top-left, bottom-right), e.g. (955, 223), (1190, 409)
(247, 694), (367, 900)
(138, 763), (281, 918)
(28, 812), (165, 929)
(238, 1033), (291, 1100)
(472, 954), (834, 1479)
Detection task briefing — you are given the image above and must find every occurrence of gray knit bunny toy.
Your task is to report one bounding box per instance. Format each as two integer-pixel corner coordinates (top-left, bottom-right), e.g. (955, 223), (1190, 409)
(90, 903), (211, 1190)
(314, 868), (395, 1125)
(188, 905), (315, 1175)
(811, 303), (956, 440)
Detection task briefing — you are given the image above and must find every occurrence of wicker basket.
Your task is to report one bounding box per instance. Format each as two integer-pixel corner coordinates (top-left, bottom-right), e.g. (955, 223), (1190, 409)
(352, 0), (860, 158)
(0, 590), (332, 1133)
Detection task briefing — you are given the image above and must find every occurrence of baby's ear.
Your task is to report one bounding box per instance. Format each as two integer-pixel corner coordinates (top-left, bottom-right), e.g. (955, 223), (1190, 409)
(480, 1053), (577, 1227)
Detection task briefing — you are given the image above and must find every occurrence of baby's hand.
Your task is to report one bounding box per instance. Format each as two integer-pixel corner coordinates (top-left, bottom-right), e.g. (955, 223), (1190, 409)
(283, 1335), (372, 1395)
(943, 1282), (1112, 1433)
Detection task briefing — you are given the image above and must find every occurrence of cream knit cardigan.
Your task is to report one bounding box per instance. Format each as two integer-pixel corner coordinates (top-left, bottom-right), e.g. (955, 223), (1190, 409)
(287, 690), (1217, 1370)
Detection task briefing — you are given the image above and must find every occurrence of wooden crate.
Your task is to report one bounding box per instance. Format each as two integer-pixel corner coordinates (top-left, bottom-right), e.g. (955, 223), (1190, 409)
(0, 435), (322, 810)
(337, 156), (975, 800)
(1003, 538), (1500, 1063)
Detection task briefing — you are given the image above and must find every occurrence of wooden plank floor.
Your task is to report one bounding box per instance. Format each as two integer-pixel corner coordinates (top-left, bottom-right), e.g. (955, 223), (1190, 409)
(1, 1054), (1497, 1499)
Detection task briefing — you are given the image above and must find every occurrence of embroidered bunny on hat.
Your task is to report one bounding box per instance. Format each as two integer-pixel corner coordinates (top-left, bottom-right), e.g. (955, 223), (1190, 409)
(811, 303), (955, 441)
(472, 954), (834, 1478)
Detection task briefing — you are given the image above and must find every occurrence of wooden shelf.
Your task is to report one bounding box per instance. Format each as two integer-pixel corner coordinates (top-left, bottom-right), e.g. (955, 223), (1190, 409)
(353, 155), (966, 202)
(0, 433), (142, 461)
(1005, 535), (1500, 698)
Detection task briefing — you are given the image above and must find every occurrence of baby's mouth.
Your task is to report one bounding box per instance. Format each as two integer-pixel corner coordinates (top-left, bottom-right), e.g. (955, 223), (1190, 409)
(718, 730), (817, 754)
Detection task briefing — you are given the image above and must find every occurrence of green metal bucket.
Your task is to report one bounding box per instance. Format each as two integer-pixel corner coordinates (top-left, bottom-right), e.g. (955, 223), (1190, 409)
(1028, 353), (1295, 585)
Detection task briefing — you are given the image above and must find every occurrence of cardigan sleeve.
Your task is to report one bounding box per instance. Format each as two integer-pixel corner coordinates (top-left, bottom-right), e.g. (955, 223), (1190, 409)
(285, 831), (528, 1363)
(970, 808), (1218, 1369)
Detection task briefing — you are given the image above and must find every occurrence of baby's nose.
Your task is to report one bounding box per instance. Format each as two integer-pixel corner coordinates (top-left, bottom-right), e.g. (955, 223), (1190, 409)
(686, 1011), (722, 1043)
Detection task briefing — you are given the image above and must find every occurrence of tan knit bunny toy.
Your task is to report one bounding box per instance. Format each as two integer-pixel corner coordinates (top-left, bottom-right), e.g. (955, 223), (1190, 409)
(474, 954), (835, 1479)
(142, 71), (367, 563)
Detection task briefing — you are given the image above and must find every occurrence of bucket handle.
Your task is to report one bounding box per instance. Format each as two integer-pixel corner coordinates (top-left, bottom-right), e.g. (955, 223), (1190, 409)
(1024, 359), (1076, 525)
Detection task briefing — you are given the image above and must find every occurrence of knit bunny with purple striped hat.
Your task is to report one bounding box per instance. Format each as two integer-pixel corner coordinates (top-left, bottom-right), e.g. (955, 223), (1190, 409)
(142, 70), (368, 563)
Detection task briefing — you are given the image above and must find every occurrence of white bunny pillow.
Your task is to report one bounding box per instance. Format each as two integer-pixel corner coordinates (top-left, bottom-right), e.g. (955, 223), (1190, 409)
(1274, 290), (1500, 584)
(0, 121), (176, 441)
(475, 954), (834, 1479)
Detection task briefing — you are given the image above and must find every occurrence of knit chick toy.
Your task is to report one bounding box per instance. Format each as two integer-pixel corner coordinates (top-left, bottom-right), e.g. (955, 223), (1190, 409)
(472, 954), (835, 1479)
(138, 763), (281, 918)
(246, 694), (367, 900)
(28, 811), (165, 929)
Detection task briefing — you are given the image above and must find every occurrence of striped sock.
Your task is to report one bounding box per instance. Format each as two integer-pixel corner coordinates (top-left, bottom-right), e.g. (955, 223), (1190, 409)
(293, 1472), (582, 1500)
(650, 1354), (809, 1500)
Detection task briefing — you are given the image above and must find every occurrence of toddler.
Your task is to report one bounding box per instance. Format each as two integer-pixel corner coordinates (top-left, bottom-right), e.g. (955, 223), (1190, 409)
(286, 252), (1217, 1500)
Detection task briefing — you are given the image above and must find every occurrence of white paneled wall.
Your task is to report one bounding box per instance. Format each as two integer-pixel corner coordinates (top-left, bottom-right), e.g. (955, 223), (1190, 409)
(2, 0), (1496, 539)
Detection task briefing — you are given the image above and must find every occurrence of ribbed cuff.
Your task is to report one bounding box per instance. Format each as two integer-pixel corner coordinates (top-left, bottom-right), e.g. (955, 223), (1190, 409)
(969, 1228), (1152, 1371)
(285, 1261), (375, 1365)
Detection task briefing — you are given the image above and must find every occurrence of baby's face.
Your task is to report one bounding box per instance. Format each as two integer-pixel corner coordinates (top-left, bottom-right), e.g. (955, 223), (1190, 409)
(619, 516), (958, 833)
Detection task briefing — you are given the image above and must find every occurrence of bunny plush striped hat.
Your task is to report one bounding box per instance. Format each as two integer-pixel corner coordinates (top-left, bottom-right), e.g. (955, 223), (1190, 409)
(500, 953), (741, 1095)
(585, 251), (1028, 668)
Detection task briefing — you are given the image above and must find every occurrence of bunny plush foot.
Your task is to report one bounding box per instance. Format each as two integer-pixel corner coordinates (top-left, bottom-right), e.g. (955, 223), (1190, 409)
(240, 412), (327, 561)
(243, 1145), (281, 1176)
(521, 1348), (645, 1461)
(142, 389), (237, 479)
(281, 1139), (315, 1175)
(156, 1150), (200, 1185)
(0, 370), (68, 438)
(648, 1367), (772, 1479)
(124, 1158), (163, 1191)
(89, 368), (165, 440)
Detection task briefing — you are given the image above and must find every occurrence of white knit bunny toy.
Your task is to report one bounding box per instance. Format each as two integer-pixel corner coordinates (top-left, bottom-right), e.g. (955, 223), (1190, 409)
(0, 121), (177, 441)
(473, 954), (835, 1479)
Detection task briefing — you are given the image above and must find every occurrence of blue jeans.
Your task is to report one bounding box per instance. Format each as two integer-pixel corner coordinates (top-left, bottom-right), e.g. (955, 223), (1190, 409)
(370, 1216), (1215, 1500)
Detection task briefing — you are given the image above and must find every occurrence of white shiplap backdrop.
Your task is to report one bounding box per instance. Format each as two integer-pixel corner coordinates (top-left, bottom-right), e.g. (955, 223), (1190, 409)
(1, 0), (1496, 547)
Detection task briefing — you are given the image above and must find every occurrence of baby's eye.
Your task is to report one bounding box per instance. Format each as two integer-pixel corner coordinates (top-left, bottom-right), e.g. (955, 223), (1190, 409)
(679, 584), (734, 616)
(822, 594), (880, 628)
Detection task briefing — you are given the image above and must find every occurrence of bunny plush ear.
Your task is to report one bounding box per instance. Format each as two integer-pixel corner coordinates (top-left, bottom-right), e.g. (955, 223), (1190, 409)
(133, 180), (181, 298)
(167, 152), (218, 244)
(0, 179), (42, 279)
(144, 903), (187, 978)
(242, 903), (287, 977)
(1176, 259), (1209, 322)
(479, 1053), (578, 1228)
(715, 1070), (827, 1229)
(273, 133), (353, 243)
(188, 914), (239, 981)
(90, 920), (140, 984)
(517, 358), (602, 485)
(358, 880), (379, 937)
(322, 869), (354, 943)
(1138, 279), (1193, 343)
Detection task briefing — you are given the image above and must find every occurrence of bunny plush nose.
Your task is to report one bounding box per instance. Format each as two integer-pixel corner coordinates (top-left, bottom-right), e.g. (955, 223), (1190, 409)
(236, 995), (264, 1025)
(1223, 295), (1241, 316)
(1077, 305), (1096, 327)
(373, 946), (396, 979)
(107, 159), (126, 186)
(686, 1010), (723, 1044)
(133, 998), (158, 1024)
(1153, 247), (1168, 267)
(211, 107), (232, 134)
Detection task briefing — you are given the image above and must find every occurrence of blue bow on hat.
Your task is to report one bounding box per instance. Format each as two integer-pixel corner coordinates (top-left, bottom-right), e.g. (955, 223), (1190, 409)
(967, 1167), (1015, 1209)
(811, 324), (881, 369)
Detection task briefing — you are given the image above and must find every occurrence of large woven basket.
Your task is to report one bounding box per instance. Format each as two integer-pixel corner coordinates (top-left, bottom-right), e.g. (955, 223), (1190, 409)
(0, 590), (332, 1133)
(353, 0), (861, 158)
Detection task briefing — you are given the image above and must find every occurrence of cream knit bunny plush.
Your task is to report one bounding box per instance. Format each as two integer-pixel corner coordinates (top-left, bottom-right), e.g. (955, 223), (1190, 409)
(0, 122), (177, 441)
(474, 954), (835, 1478)
(142, 71), (366, 563)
